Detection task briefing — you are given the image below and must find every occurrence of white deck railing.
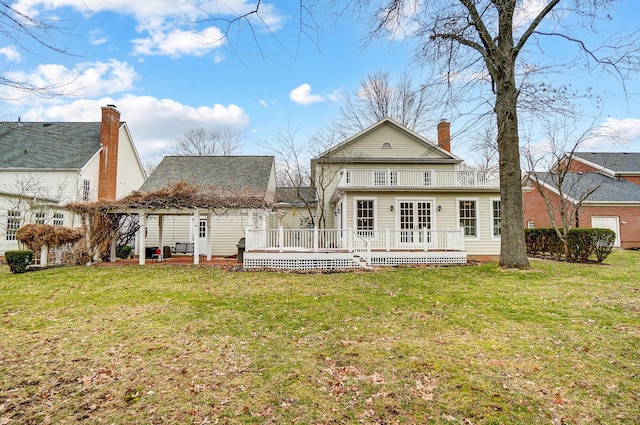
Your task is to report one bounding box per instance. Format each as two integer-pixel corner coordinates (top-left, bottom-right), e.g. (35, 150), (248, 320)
(245, 227), (464, 253)
(337, 169), (499, 189)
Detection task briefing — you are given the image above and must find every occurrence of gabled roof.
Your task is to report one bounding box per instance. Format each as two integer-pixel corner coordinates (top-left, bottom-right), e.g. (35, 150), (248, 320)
(141, 155), (275, 193)
(275, 186), (317, 207)
(313, 118), (462, 163)
(533, 172), (640, 203)
(571, 152), (640, 175)
(0, 122), (105, 169)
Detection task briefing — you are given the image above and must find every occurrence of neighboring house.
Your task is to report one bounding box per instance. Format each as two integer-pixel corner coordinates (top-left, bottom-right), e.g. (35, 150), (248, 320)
(140, 155), (277, 258)
(273, 186), (317, 229)
(0, 105), (147, 255)
(243, 118), (503, 269)
(523, 152), (640, 248)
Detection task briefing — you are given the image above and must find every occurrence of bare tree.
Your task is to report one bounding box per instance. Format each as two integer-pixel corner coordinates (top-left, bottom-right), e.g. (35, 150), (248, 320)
(341, 0), (640, 269)
(336, 70), (438, 136)
(174, 126), (242, 156)
(523, 119), (606, 258)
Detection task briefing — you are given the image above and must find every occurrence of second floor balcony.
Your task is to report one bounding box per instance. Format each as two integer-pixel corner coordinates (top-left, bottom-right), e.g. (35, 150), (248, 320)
(336, 169), (500, 190)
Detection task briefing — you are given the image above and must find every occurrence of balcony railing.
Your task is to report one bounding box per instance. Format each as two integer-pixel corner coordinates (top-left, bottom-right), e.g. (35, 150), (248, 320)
(245, 227), (464, 253)
(337, 169), (499, 189)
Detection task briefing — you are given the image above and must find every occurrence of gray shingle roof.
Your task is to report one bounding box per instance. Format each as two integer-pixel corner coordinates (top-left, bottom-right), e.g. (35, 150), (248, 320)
(0, 122), (103, 169)
(141, 156), (275, 192)
(535, 172), (640, 203)
(572, 152), (640, 173)
(275, 186), (317, 206)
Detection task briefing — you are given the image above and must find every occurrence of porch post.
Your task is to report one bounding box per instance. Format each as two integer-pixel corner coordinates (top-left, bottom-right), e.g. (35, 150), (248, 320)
(347, 227), (353, 251)
(138, 211), (146, 265)
(40, 245), (48, 267)
(110, 237), (117, 262)
(207, 212), (213, 261)
(193, 208), (200, 265)
(386, 228), (390, 252)
(278, 226), (284, 253)
(246, 226), (253, 251)
(459, 228), (465, 251)
(313, 227), (319, 252)
(158, 214), (164, 260)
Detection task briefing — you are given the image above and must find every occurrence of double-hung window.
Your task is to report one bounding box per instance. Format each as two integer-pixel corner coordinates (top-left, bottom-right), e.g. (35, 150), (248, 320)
(491, 199), (501, 237)
(53, 213), (64, 227)
(459, 199), (477, 237)
(82, 179), (91, 202)
(35, 212), (46, 225)
(6, 210), (21, 241)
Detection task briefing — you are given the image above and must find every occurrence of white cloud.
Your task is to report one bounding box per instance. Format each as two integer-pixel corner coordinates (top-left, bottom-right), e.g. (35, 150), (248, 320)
(17, 96), (250, 163)
(13, 0), (286, 58)
(132, 25), (225, 58)
(584, 118), (640, 148)
(0, 46), (22, 62)
(289, 83), (325, 106)
(0, 59), (138, 100)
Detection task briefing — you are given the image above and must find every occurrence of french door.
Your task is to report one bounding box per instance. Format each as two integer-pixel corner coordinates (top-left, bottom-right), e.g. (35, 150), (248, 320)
(399, 201), (432, 246)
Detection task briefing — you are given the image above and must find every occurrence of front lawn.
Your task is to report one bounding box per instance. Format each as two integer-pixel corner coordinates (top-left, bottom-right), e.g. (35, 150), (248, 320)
(1, 252), (639, 424)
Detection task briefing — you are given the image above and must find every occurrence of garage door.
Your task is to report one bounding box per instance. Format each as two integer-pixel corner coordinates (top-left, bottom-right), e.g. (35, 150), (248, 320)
(591, 216), (620, 247)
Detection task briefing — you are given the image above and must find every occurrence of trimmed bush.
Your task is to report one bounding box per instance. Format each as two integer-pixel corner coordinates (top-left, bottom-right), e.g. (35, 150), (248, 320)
(525, 228), (616, 262)
(568, 228), (616, 263)
(525, 228), (564, 257)
(5, 250), (34, 274)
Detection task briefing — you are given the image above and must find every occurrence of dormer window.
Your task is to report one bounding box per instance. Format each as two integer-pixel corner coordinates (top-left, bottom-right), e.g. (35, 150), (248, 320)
(381, 142), (392, 149)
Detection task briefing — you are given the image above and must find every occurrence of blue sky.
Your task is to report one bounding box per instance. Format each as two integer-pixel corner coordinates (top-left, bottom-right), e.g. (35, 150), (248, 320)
(1, 0), (639, 168)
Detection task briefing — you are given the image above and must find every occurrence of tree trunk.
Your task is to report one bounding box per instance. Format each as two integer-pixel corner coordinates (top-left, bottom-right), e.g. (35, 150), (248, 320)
(495, 78), (530, 269)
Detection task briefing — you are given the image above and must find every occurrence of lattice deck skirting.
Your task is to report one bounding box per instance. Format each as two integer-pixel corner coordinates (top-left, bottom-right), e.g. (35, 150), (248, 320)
(243, 251), (467, 270)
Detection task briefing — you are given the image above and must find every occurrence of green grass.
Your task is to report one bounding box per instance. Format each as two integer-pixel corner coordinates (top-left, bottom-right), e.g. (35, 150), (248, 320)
(1, 252), (639, 424)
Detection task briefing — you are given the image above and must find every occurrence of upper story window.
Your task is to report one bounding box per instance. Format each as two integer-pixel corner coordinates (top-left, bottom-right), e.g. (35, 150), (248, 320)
(459, 199), (477, 237)
(53, 213), (64, 227)
(35, 212), (46, 225)
(6, 210), (21, 241)
(82, 179), (91, 202)
(423, 171), (432, 186)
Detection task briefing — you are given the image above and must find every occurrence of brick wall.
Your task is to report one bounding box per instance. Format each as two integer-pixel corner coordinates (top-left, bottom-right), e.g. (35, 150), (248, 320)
(98, 105), (121, 201)
(578, 206), (640, 249)
(523, 181), (640, 249)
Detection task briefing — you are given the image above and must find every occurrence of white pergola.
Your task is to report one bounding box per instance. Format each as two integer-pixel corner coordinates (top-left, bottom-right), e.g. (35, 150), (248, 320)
(102, 206), (270, 265)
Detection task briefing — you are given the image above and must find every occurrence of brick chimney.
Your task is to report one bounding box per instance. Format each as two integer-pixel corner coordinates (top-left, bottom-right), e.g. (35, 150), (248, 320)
(98, 105), (121, 201)
(437, 120), (451, 152)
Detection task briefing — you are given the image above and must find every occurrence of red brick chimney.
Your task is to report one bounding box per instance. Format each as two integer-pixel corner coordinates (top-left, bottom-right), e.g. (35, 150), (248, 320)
(437, 120), (451, 152)
(98, 105), (121, 201)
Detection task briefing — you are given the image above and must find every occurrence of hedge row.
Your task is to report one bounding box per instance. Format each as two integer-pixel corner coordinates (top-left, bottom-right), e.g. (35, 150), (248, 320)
(525, 228), (616, 262)
(5, 250), (34, 274)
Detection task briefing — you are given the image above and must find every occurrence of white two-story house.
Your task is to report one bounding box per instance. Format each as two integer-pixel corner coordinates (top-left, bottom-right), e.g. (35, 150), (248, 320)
(243, 118), (502, 269)
(0, 105), (146, 255)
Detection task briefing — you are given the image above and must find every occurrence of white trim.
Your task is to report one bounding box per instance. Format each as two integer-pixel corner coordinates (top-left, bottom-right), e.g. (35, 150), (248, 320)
(456, 197), (480, 239)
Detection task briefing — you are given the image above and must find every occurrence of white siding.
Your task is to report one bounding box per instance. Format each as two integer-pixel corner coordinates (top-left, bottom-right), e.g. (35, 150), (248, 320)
(116, 125), (147, 199)
(143, 210), (266, 257)
(329, 122), (450, 160)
